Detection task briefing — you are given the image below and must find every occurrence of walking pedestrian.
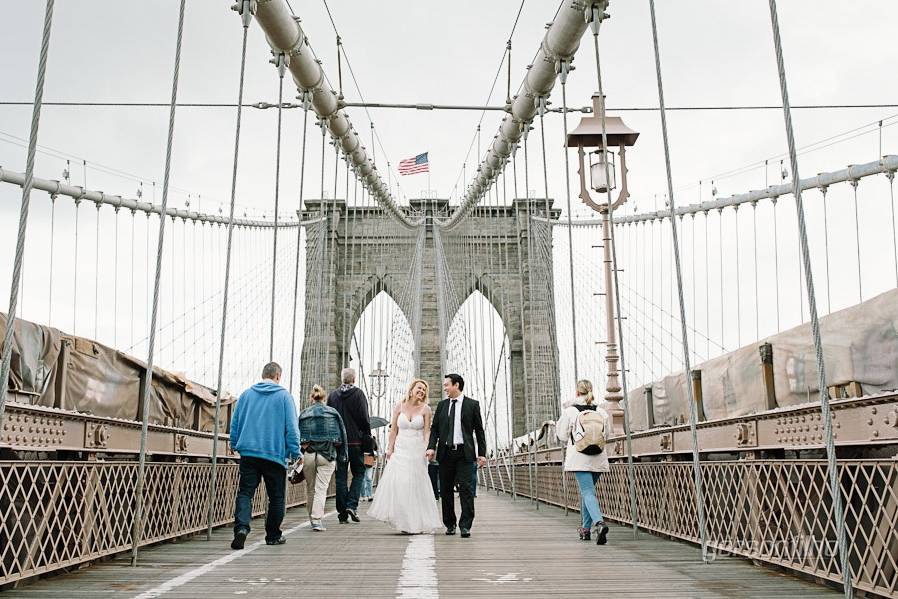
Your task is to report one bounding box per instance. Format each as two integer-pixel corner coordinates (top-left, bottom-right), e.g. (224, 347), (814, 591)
(298, 384), (347, 531)
(328, 367), (372, 523)
(229, 362), (300, 549)
(555, 379), (611, 545)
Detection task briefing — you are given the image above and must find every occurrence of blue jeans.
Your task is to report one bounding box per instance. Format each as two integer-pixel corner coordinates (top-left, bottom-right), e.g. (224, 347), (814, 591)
(574, 471), (604, 529)
(335, 445), (365, 517)
(233, 456), (287, 542)
(362, 466), (373, 497)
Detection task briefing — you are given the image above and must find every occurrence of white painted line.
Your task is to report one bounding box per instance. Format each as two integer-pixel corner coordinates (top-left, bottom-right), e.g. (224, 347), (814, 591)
(396, 534), (438, 599)
(132, 511), (335, 599)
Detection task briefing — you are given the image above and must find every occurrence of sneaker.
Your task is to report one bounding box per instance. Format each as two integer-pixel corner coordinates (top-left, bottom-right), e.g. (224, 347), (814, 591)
(578, 527), (591, 541)
(230, 528), (248, 550)
(265, 536), (287, 545)
(594, 522), (609, 546)
(311, 522), (326, 532)
(346, 508), (360, 523)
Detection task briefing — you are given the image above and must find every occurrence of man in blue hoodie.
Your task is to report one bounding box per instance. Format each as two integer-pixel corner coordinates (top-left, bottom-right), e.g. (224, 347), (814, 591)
(229, 362), (300, 549)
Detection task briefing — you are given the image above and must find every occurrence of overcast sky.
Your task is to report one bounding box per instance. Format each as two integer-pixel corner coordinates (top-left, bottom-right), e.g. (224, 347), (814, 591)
(2, 0), (897, 219)
(2, 1), (898, 401)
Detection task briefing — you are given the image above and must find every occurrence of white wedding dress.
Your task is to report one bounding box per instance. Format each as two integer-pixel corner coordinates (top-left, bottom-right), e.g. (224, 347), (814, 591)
(368, 412), (443, 533)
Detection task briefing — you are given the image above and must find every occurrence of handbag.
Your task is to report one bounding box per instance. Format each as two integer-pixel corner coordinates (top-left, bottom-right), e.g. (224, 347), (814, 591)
(288, 458), (305, 484)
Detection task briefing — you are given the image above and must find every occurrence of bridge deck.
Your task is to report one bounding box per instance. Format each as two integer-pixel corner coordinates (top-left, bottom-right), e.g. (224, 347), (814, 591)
(5, 493), (837, 598)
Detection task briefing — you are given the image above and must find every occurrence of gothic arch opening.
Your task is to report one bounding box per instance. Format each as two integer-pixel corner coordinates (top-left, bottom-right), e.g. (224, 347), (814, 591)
(349, 290), (414, 450)
(445, 290), (512, 455)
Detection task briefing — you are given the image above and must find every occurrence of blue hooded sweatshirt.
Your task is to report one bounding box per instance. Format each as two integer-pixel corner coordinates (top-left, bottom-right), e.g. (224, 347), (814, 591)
(229, 380), (300, 466)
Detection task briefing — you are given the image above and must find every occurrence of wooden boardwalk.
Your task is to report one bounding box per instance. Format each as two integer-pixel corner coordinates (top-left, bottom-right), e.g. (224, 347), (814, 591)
(5, 492), (839, 598)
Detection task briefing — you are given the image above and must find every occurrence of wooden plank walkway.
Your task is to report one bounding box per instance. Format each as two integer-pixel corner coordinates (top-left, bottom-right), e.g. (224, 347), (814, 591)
(5, 492), (838, 598)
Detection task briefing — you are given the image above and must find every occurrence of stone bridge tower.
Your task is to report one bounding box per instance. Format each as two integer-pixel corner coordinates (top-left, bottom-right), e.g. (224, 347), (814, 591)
(299, 198), (559, 437)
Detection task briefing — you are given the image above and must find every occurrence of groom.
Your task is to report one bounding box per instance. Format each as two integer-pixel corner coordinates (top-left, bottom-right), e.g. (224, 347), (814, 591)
(426, 373), (487, 538)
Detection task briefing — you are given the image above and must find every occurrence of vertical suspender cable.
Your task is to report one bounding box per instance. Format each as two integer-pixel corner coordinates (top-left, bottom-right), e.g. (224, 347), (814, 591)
(94, 203), (101, 340)
(558, 69), (580, 383)
(752, 202), (760, 339)
(131, 0), (186, 566)
(648, 0), (709, 562)
(767, 2), (851, 595)
(270, 53), (286, 361)
(821, 189), (832, 313)
(522, 131), (537, 506)
(850, 181), (862, 302)
(888, 172), (898, 288)
(734, 207), (741, 347)
(207, 1), (252, 541)
(772, 199), (781, 330)
(590, 9), (638, 538)
(537, 106), (562, 406)
(0, 0), (54, 431)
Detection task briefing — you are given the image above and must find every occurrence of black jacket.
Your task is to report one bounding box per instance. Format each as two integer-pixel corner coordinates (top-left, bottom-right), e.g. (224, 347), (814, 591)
(327, 385), (372, 448)
(427, 395), (487, 462)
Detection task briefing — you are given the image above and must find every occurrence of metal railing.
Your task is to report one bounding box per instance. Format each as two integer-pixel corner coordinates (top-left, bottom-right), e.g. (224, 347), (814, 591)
(0, 461), (311, 586)
(480, 454), (898, 598)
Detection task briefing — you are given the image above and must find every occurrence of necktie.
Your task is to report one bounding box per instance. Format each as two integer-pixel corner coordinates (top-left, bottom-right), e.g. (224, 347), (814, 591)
(447, 399), (457, 446)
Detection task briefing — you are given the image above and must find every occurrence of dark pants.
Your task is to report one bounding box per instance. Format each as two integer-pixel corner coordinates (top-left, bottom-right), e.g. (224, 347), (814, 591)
(335, 445), (365, 517)
(428, 462), (441, 499)
(439, 447), (475, 530)
(471, 462), (478, 497)
(233, 456), (286, 543)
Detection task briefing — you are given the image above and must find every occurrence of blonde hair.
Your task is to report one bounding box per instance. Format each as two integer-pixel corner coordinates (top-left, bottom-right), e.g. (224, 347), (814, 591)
(404, 379), (429, 405)
(576, 379), (595, 405)
(309, 385), (326, 403)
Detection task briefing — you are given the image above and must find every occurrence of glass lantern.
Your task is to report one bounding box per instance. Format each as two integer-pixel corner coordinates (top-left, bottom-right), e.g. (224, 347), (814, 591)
(589, 148), (616, 194)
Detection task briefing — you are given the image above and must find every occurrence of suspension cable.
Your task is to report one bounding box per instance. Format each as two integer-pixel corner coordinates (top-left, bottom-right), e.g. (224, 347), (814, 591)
(768, 1), (852, 594)
(558, 71), (580, 382)
(131, 0), (186, 566)
(269, 53), (285, 360)
(207, 1), (251, 541)
(648, 0), (709, 562)
(0, 0), (54, 431)
(821, 188), (832, 313)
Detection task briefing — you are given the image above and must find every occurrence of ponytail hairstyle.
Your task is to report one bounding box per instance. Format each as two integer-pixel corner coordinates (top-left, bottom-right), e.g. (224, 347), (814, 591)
(309, 385), (326, 403)
(576, 379), (595, 405)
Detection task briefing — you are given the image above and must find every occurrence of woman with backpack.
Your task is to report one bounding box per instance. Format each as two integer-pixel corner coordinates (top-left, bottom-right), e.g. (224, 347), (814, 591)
(555, 379), (611, 545)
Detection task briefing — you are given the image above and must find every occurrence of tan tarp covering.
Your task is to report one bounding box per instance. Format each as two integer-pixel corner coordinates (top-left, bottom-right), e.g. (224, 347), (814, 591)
(1, 313), (235, 431)
(627, 288), (898, 430)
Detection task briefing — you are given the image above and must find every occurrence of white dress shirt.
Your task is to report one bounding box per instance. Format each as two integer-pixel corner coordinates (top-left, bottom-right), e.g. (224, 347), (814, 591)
(451, 396), (464, 445)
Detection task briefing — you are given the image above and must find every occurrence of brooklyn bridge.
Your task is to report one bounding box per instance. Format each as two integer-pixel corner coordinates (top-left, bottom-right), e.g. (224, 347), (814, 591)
(0, 1), (896, 597)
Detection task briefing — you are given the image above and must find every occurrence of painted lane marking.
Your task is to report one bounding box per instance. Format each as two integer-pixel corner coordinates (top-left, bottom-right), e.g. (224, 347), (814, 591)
(396, 534), (438, 598)
(132, 511), (336, 599)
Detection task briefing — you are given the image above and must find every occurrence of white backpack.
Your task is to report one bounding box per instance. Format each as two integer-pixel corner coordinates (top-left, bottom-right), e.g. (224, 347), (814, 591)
(570, 405), (606, 455)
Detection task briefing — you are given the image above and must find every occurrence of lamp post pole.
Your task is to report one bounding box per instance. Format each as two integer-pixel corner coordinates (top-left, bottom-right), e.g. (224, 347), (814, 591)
(570, 93), (637, 435)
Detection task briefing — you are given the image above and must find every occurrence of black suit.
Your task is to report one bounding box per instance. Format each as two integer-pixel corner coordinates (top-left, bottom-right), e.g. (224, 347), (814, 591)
(427, 395), (486, 530)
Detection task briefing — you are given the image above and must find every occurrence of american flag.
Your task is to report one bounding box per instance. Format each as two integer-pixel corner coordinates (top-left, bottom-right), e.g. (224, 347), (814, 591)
(398, 152), (429, 175)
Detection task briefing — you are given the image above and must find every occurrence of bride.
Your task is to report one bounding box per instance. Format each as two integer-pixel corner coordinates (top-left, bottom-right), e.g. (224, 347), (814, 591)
(368, 378), (443, 533)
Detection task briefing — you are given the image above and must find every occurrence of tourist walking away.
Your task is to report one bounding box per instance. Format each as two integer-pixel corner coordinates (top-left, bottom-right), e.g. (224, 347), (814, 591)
(369, 379), (443, 533)
(298, 385), (347, 531)
(229, 362), (300, 549)
(555, 379), (611, 545)
(426, 373), (487, 538)
(328, 367), (372, 523)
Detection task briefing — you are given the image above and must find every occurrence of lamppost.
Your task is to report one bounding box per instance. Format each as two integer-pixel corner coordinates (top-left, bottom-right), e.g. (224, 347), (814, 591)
(566, 93), (639, 436)
(369, 361), (389, 449)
